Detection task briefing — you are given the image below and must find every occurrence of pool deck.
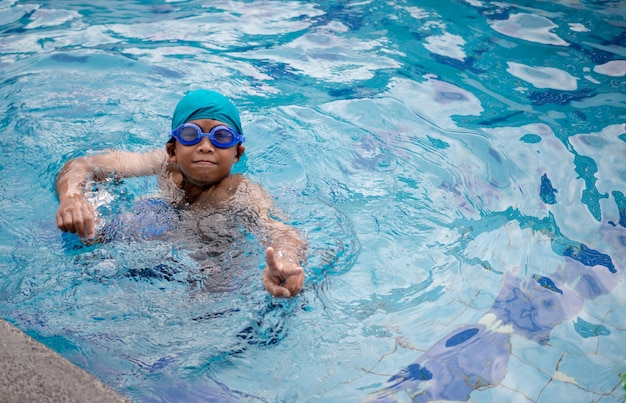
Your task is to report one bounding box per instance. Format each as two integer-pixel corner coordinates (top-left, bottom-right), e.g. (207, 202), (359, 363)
(0, 318), (130, 402)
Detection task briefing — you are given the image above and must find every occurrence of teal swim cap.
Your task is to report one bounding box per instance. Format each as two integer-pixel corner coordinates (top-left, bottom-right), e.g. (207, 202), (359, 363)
(171, 89), (243, 136)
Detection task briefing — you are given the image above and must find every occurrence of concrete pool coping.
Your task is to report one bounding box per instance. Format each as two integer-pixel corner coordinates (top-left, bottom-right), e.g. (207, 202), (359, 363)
(0, 318), (130, 402)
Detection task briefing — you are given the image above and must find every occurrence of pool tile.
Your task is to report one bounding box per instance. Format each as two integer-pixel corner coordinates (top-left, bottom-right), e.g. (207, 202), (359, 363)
(538, 378), (604, 402)
(594, 296), (626, 328)
(556, 352), (623, 394)
(548, 317), (603, 355)
(468, 384), (534, 403)
(460, 284), (499, 311)
(510, 335), (562, 374)
(594, 327), (626, 358)
(597, 387), (626, 403)
(500, 354), (552, 401)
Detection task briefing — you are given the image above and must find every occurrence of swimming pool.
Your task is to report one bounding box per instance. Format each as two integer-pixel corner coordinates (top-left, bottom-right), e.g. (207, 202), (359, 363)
(1, 0), (625, 401)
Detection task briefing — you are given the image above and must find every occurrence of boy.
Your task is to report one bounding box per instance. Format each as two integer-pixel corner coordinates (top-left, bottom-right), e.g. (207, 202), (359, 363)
(55, 89), (305, 298)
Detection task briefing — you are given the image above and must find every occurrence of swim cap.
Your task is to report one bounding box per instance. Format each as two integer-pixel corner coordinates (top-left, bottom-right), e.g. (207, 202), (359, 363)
(171, 89), (243, 136)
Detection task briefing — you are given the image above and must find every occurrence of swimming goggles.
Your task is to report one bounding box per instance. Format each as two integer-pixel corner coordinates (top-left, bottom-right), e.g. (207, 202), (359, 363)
(170, 123), (245, 148)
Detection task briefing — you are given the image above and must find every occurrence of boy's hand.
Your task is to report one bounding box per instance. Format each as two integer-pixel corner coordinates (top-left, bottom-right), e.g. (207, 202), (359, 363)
(263, 247), (304, 298)
(56, 195), (97, 239)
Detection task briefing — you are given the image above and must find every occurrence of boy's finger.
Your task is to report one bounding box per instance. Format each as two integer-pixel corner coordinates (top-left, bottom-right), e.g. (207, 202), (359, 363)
(266, 247), (302, 275)
(61, 210), (78, 234)
(81, 204), (96, 238)
(55, 211), (67, 232)
(267, 283), (290, 298)
(282, 265), (304, 277)
(74, 212), (87, 238)
(265, 247), (278, 271)
(262, 269), (290, 298)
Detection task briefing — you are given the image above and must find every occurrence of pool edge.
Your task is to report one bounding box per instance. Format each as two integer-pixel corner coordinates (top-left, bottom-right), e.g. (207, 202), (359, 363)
(0, 319), (131, 403)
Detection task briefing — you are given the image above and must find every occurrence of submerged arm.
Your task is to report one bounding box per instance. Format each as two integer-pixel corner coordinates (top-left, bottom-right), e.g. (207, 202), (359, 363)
(55, 149), (167, 239)
(239, 180), (307, 298)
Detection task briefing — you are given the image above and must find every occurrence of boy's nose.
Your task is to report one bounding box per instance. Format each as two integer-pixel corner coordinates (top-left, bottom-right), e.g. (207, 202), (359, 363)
(196, 136), (215, 151)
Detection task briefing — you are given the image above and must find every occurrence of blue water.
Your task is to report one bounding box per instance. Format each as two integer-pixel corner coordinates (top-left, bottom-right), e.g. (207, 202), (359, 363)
(1, 0), (625, 401)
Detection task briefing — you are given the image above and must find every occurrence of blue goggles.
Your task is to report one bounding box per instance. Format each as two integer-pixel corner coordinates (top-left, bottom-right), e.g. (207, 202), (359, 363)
(169, 123), (244, 148)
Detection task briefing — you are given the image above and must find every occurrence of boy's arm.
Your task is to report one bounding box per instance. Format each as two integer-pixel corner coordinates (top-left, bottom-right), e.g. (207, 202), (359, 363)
(55, 150), (167, 239)
(241, 180), (307, 298)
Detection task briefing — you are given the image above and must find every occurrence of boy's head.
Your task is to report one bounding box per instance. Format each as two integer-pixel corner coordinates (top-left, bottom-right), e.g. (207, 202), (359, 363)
(170, 89), (243, 137)
(166, 90), (246, 185)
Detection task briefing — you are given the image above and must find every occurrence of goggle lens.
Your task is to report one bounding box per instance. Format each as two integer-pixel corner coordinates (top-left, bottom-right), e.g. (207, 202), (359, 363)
(212, 128), (235, 145)
(179, 126), (202, 143)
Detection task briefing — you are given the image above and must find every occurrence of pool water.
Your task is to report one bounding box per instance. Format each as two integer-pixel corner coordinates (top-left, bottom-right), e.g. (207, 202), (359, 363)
(1, 0), (625, 401)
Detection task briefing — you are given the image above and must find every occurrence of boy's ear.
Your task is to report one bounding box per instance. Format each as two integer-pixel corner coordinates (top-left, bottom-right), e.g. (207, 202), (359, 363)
(166, 142), (177, 160)
(235, 144), (245, 162)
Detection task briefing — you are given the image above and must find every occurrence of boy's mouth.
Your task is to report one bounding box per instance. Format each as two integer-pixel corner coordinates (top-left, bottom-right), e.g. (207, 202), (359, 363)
(194, 159), (216, 165)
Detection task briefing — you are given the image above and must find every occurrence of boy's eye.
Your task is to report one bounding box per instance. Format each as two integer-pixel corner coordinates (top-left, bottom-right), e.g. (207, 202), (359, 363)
(213, 129), (233, 144)
(180, 127), (199, 141)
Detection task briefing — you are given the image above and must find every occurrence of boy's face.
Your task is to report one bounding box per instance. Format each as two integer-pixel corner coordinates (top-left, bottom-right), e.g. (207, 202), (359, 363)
(167, 119), (245, 188)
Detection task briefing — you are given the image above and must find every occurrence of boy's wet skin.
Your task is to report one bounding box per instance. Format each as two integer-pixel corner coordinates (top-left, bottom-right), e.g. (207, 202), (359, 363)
(56, 89), (305, 298)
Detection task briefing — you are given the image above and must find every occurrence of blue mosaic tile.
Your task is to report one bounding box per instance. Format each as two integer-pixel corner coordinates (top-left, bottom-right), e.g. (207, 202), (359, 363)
(539, 378), (605, 402)
(574, 317), (611, 339)
(589, 295), (626, 329)
(469, 384), (534, 403)
(594, 328), (626, 360)
(557, 353), (623, 394)
(500, 354), (552, 401)
(510, 335), (562, 376)
(549, 318), (603, 356)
